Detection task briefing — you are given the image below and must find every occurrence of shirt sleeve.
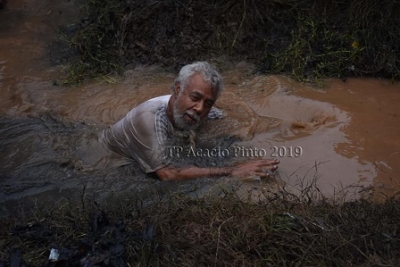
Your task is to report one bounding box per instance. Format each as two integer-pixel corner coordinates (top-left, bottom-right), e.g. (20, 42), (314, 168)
(208, 107), (225, 119)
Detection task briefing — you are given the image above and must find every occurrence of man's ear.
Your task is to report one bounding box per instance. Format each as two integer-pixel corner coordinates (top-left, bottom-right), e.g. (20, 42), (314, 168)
(174, 82), (181, 96)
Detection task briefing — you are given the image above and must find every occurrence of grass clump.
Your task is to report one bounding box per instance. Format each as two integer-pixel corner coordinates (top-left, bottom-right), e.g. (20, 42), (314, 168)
(263, 0), (400, 82)
(1, 192), (400, 266)
(57, 0), (400, 84)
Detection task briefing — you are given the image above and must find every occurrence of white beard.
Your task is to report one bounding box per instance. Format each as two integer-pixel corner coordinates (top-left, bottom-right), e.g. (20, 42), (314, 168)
(173, 105), (201, 131)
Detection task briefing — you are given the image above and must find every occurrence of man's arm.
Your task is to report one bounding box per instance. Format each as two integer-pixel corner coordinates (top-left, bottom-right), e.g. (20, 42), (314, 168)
(155, 158), (279, 181)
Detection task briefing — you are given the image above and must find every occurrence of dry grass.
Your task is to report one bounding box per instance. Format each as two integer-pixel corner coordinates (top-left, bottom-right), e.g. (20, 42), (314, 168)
(1, 189), (400, 266)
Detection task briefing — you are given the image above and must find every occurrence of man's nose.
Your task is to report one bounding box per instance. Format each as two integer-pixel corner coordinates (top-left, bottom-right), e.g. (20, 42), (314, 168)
(193, 101), (204, 114)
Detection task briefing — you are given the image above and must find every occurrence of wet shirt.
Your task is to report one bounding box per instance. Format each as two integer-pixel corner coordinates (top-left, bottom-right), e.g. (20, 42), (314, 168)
(100, 95), (224, 173)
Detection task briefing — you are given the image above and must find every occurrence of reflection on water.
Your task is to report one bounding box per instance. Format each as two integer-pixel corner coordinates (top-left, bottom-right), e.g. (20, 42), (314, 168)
(1, 0), (400, 211)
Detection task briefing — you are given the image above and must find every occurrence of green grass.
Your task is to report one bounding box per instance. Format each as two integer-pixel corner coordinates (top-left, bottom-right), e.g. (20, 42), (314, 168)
(57, 0), (400, 84)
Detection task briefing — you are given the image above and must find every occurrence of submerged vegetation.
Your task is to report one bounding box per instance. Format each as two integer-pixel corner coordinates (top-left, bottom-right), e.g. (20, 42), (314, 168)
(58, 0), (400, 83)
(1, 192), (400, 266)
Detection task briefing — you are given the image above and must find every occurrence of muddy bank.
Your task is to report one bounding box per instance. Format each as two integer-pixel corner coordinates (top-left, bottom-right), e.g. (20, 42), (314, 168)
(3, 193), (400, 267)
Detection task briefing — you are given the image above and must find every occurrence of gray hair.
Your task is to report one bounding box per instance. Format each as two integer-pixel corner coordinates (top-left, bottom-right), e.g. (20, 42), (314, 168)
(171, 61), (224, 97)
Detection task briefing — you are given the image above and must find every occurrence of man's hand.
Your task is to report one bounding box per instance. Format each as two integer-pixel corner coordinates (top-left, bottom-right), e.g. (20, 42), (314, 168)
(232, 158), (279, 179)
(156, 158), (279, 181)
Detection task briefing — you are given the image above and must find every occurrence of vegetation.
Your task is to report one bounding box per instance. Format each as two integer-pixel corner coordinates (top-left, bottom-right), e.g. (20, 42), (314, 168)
(57, 0), (400, 83)
(1, 190), (400, 266)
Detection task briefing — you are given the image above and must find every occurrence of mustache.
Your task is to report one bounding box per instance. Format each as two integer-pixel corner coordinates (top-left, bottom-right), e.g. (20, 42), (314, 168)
(184, 110), (200, 122)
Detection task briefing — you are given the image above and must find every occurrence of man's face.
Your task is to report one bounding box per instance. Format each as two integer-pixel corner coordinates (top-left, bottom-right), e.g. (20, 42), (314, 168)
(173, 73), (218, 131)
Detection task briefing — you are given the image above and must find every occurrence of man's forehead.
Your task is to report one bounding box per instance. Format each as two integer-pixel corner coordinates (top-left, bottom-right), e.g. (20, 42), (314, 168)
(190, 90), (216, 102)
(185, 74), (217, 99)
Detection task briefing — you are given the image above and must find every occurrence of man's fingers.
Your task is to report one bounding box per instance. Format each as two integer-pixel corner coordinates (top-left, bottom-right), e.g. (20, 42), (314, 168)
(235, 159), (280, 179)
(260, 158), (280, 164)
(255, 159), (280, 167)
(268, 158), (280, 164)
(262, 165), (278, 172)
(259, 173), (268, 178)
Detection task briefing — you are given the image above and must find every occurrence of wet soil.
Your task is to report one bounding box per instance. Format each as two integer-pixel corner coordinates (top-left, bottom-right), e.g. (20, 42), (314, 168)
(1, 0), (400, 213)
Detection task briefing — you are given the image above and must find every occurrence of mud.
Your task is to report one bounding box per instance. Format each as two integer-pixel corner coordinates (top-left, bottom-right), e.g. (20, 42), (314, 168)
(1, 0), (400, 213)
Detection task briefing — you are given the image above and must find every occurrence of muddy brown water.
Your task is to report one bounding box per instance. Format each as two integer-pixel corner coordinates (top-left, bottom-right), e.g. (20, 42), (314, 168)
(1, 1), (400, 214)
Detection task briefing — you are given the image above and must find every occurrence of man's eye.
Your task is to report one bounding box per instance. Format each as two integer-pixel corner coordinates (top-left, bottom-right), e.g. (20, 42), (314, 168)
(205, 102), (213, 108)
(191, 96), (200, 101)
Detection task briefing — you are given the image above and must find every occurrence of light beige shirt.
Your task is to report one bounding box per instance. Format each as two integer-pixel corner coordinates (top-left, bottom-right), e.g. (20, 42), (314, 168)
(100, 95), (224, 173)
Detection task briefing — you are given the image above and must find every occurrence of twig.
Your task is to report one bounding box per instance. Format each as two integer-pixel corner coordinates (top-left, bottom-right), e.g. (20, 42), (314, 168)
(214, 217), (233, 267)
(231, 0), (246, 50)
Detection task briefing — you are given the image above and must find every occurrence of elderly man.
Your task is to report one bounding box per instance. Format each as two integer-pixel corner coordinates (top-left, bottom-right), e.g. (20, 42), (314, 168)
(101, 62), (279, 180)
